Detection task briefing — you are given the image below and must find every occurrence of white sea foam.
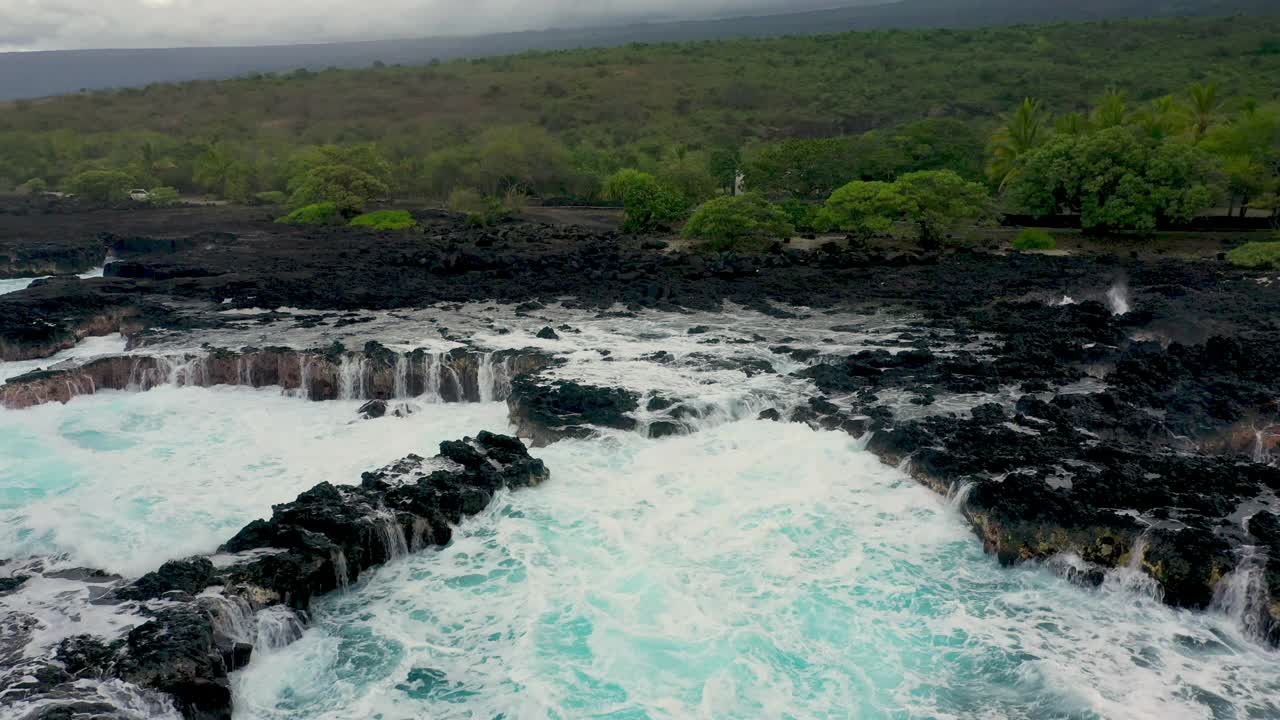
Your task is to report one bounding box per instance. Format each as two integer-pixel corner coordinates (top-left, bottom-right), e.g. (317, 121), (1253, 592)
(0, 386), (510, 576)
(0, 266), (105, 297)
(0, 333), (129, 384)
(232, 421), (1280, 720)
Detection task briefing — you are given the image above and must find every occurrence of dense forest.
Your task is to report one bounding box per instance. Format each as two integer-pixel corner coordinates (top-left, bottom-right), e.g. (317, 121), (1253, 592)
(3, 0), (1272, 100)
(1, 15), (1278, 231)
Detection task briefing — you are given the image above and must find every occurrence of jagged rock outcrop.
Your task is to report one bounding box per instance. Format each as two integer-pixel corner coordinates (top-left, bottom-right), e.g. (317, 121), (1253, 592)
(2, 433), (548, 720)
(506, 375), (639, 446)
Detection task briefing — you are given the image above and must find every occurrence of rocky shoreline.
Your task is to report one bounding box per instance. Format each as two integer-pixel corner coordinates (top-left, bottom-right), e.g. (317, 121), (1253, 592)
(2, 208), (1279, 716)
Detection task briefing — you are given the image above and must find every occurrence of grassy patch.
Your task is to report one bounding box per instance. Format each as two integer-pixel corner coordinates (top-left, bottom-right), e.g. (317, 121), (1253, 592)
(1012, 228), (1057, 251)
(275, 202), (341, 225)
(1226, 241), (1280, 269)
(350, 209), (417, 231)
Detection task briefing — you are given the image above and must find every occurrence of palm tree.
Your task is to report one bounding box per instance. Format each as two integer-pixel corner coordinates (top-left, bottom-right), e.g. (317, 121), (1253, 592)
(989, 97), (1049, 190)
(1054, 112), (1091, 136)
(1134, 95), (1181, 140)
(1092, 88), (1129, 129)
(1183, 80), (1223, 143)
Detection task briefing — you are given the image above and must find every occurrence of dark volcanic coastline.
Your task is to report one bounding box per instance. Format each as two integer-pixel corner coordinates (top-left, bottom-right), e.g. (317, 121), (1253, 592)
(2, 203), (1279, 716)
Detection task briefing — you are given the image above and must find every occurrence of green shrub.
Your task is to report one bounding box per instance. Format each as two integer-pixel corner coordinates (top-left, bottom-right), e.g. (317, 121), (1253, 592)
(288, 164), (388, 213)
(350, 209), (417, 231)
(683, 194), (795, 252)
(18, 177), (47, 194)
(147, 186), (180, 207)
(66, 170), (135, 203)
(815, 180), (905, 237)
(1226, 240), (1280, 269)
(1012, 228), (1057, 251)
(448, 188), (508, 227)
(275, 201), (342, 225)
(255, 190), (288, 205)
(779, 199), (820, 232)
(602, 169), (688, 233)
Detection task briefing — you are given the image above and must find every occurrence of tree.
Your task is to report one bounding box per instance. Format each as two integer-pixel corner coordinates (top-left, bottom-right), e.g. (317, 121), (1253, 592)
(289, 164), (389, 213)
(657, 151), (717, 206)
(1133, 96), (1183, 141)
(1203, 104), (1279, 216)
(894, 170), (995, 247)
(988, 98), (1050, 190)
(193, 144), (254, 202)
(1055, 112), (1092, 136)
(1093, 89), (1130, 129)
(743, 138), (859, 199)
(708, 146), (742, 193)
(602, 169), (687, 233)
(1183, 80), (1223, 143)
(286, 144), (393, 192)
(683, 194), (794, 251)
(66, 170), (135, 203)
(815, 180), (906, 237)
(17, 177), (47, 195)
(1007, 126), (1223, 234)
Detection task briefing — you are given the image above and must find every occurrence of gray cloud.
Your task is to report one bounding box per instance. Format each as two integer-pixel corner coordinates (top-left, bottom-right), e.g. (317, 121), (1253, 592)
(0, 0), (833, 51)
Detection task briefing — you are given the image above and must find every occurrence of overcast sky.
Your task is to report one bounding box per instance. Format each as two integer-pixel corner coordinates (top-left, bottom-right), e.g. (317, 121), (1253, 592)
(0, 0), (846, 52)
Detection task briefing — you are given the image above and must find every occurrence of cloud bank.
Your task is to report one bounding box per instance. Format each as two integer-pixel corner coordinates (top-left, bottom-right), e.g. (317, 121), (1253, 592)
(0, 0), (848, 51)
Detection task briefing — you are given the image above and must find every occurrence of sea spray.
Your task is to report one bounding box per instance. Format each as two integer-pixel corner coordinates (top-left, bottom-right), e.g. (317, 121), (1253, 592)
(0, 387), (510, 575)
(947, 480), (974, 510)
(1211, 546), (1268, 641)
(1101, 530), (1163, 602)
(1107, 281), (1131, 315)
(331, 550), (350, 592)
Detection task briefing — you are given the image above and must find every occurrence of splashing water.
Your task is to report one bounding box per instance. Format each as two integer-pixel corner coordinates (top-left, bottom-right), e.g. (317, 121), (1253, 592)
(1106, 282), (1130, 316)
(232, 422), (1280, 720)
(0, 386), (509, 575)
(1211, 546), (1269, 643)
(0, 266), (106, 297)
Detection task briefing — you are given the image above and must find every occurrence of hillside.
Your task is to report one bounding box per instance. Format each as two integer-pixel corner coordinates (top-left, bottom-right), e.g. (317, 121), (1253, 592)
(1, 15), (1278, 199)
(0, 0), (1273, 101)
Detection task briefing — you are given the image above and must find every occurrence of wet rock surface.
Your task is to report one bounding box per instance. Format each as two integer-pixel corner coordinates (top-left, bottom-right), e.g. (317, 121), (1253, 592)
(507, 374), (640, 446)
(1, 433), (548, 720)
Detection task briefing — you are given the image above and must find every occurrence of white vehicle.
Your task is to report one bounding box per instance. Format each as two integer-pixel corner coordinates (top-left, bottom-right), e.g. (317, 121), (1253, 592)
(128, 189), (151, 201)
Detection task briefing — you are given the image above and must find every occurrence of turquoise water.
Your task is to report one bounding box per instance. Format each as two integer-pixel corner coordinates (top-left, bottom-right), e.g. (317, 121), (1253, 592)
(231, 422), (1280, 720)
(2, 388), (1277, 719)
(0, 387), (509, 575)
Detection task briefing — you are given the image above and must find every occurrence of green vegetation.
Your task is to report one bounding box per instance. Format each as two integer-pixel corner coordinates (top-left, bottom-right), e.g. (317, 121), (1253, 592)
(1012, 228), (1057, 251)
(17, 177), (47, 194)
(1226, 241), (1280, 269)
(1006, 126), (1222, 233)
(254, 191), (288, 205)
(2, 16), (1277, 244)
(65, 170), (135, 202)
(683, 194), (794, 251)
(603, 170), (688, 233)
(447, 188), (510, 227)
(816, 181), (904, 237)
(896, 170), (995, 247)
(0, 16), (1276, 208)
(275, 202), (342, 226)
(147, 186), (180, 207)
(350, 209), (417, 231)
(817, 170), (993, 246)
